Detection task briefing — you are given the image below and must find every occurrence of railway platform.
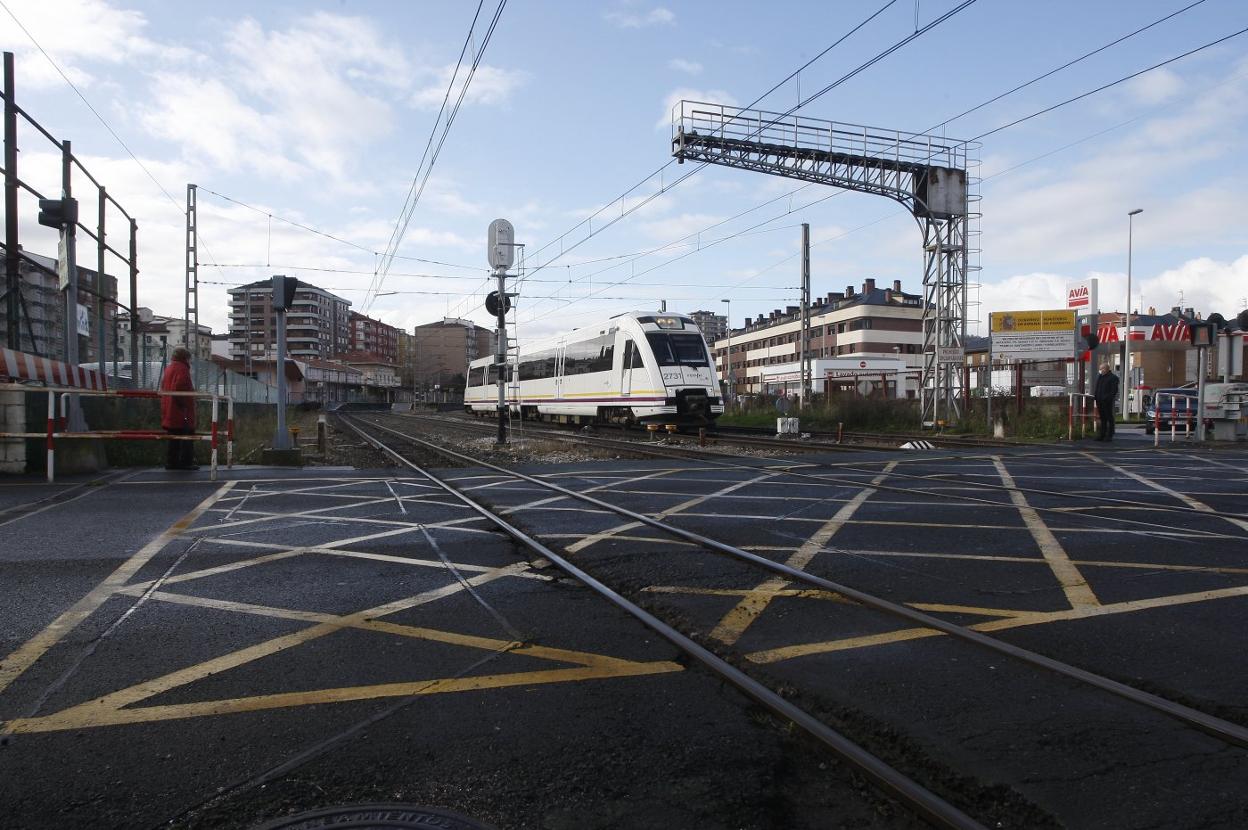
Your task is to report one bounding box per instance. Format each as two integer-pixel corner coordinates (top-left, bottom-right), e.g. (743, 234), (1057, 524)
(1, 444), (1246, 829)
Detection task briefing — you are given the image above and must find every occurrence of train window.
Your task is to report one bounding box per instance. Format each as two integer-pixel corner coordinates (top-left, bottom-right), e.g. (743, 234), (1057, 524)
(469, 366), (485, 387)
(646, 333), (710, 367)
(624, 338), (645, 369)
(487, 363), (499, 385)
(564, 335), (614, 375)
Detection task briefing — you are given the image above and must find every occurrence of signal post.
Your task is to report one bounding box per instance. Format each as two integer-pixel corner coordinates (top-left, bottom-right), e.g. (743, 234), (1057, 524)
(487, 219), (515, 446)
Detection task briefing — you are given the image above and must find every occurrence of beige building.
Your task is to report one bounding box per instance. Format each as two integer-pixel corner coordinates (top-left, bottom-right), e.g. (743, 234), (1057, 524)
(227, 279), (351, 363)
(117, 312), (213, 363)
(714, 278), (924, 396)
(412, 318), (495, 395)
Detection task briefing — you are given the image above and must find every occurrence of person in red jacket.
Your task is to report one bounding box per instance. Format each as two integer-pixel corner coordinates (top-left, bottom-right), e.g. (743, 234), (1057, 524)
(160, 346), (198, 470)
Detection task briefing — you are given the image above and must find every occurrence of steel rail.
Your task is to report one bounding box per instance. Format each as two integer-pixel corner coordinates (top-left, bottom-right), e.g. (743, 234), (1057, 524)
(335, 414), (987, 830)
(523, 415), (1248, 526)
(375, 413), (1247, 541)
(350, 414), (1248, 751)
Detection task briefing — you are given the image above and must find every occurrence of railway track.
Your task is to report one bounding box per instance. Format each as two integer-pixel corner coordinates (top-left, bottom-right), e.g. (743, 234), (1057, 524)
(337, 412), (1248, 830)
(372, 411), (1248, 529)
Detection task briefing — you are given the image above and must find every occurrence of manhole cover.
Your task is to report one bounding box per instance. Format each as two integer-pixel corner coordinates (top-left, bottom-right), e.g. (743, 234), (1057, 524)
(252, 803), (498, 830)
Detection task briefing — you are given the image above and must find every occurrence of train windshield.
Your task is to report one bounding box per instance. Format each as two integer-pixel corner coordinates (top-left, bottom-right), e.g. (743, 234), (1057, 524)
(646, 333), (710, 367)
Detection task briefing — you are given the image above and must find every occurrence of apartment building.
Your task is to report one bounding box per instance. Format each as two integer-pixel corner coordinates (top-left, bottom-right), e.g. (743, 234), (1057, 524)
(686, 309), (728, 345)
(116, 312), (213, 362)
(412, 318), (495, 393)
(713, 278), (925, 396)
(227, 279), (351, 363)
(348, 312), (399, 364)
(0, 251), (118, 361)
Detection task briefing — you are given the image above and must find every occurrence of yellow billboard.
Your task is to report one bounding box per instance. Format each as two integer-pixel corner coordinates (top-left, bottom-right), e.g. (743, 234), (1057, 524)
(990, 309), (1076, 333)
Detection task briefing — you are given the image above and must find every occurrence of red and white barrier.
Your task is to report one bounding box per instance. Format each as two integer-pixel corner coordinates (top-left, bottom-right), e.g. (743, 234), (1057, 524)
(1, 383), (233, 482)
(1154, 393), (1195, 447)
(1, 348), (106, 390)
(1067, 393), (1097, 441)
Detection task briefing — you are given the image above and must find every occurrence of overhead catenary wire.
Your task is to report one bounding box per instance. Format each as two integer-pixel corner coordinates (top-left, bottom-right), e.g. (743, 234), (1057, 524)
(517, 4), (1236, 322)
(442, 0), (913, 322)
(366, 0), (508, 311)
(487, 0), (978, 322)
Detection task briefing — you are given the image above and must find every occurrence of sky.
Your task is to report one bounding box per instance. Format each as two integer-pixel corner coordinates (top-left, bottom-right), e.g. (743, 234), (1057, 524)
(2, 0), (1246, 347)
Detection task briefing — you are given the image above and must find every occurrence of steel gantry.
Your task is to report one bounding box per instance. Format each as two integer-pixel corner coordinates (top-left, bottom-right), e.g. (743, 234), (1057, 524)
(671, 100), (980, 425)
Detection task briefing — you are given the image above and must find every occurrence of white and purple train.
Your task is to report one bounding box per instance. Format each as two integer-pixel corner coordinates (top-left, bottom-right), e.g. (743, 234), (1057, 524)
(465, 312), (723, 425)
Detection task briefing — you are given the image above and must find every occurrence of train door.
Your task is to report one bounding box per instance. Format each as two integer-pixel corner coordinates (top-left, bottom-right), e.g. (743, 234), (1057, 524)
(620, 336), (635, 397)
(555, 340), (566, 400)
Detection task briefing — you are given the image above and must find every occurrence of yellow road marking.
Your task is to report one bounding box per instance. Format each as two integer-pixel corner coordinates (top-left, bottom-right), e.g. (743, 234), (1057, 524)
(0, 482), (236, 696)
(709, 462), (899, 646)
(785, 547), (1248, 576)
(993, 458), (1098, 608)
(564, 471), (778, 554)
(1084, 452), (1248, 533)
(747, 584), (1248, 664)
(643, 585), (1024, 619)
(4, 584), (682, 734)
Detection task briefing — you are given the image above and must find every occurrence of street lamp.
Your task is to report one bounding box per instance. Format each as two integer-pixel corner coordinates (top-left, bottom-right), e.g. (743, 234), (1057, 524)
(1123, 208), (1143, 419)
(721, 298), (731, 402)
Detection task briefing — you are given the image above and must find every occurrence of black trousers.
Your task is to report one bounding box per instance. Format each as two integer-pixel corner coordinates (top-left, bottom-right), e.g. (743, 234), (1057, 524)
(165, 426), (195, 468)
(1096, 399), (1115, 440)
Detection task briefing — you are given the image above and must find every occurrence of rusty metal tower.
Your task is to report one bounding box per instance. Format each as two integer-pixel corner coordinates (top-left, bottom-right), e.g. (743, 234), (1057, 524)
(671, 100), (980, 425)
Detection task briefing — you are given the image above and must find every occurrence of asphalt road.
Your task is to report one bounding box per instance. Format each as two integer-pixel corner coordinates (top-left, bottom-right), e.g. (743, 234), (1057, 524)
(1, 440), (1245, 829)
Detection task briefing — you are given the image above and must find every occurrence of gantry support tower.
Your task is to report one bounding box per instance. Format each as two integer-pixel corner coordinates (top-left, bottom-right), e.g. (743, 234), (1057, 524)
(671, 101), (980, 425)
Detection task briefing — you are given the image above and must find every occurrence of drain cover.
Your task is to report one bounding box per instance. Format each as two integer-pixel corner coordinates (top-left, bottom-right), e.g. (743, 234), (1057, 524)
(252, 803), (498, 830)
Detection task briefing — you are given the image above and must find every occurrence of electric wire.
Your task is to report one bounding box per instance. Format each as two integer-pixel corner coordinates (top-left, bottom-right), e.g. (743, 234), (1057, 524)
(0, 0), (186, 220)
(367, 0), (507, 311)
(514, 5), (1237, 322)
(474, 0), (977, 321)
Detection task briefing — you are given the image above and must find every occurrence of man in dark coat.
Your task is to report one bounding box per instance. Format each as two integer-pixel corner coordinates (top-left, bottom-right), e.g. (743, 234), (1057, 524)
(160, 346), (198, 470)
(1093, 362), (1119, 442)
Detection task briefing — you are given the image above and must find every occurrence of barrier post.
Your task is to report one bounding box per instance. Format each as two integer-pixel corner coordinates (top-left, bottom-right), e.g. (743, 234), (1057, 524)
(210, 396), (219, 481)
(227, 396), (234, 468)
(1068, 395), (1073, 441)
(46, 388), (54, 483)
(1081, 396), (1087, 438)
(1184, 397), (1192, 439)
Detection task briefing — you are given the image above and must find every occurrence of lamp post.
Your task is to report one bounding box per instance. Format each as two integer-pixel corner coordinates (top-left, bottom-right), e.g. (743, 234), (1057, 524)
(721, 298), (731, 404)
(1123, 208), (1143, 420)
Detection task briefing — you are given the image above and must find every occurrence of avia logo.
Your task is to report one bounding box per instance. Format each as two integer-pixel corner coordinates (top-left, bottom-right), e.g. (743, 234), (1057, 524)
(1067, 286), (1090, 307)
(1151, 322), (1190, 341)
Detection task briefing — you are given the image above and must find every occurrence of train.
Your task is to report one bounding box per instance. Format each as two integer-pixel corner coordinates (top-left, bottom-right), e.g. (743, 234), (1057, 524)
(464, 311), (723, 425)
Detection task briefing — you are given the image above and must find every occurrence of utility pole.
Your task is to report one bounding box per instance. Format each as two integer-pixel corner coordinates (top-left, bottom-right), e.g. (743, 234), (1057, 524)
(5, 52), (20, 351)
(803, 222), (813, 406)
(1123, 208), (1142, 420)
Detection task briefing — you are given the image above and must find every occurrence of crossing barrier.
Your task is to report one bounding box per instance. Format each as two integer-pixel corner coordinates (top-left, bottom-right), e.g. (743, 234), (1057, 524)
(0, 383), (233, 482)
(1067, 393), (1097, 441)
(1154, 392), (1195, 447)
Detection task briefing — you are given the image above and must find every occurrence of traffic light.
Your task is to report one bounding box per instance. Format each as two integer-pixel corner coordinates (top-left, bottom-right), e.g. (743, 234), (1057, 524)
(37, 197), (78, 229)
(485, 290), (511, 317)
(1189, 321), (1215, 347)
(271, 275), (298, 311)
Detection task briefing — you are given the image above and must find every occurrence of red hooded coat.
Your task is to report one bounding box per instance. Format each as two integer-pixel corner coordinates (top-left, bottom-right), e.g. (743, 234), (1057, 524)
(159, 358), (196, 430)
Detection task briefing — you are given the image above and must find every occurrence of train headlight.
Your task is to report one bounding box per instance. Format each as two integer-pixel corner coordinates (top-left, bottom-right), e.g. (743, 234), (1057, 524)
(654, 316), (683, 330)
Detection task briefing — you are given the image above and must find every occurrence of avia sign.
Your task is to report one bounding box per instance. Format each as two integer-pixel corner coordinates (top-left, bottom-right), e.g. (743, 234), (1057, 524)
(1096, 320), (1190, 344)
(1065, 278), (1098, 313)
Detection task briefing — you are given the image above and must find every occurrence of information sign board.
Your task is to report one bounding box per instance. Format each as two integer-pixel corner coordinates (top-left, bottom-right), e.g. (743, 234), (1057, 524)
(990, 309), (1076, 361)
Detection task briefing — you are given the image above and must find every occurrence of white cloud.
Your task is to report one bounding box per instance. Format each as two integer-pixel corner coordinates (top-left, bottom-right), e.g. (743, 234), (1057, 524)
(605, 6), (675, 29)
(135, 13), (412, 183)
(976, 255), (1248, 334)
(1124, 67), (1185, 107)
(657, 87), (739, 129)
(668, 58), (702, 75)
(411, 63), (529, 110)
(0, 0), (191, 90)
